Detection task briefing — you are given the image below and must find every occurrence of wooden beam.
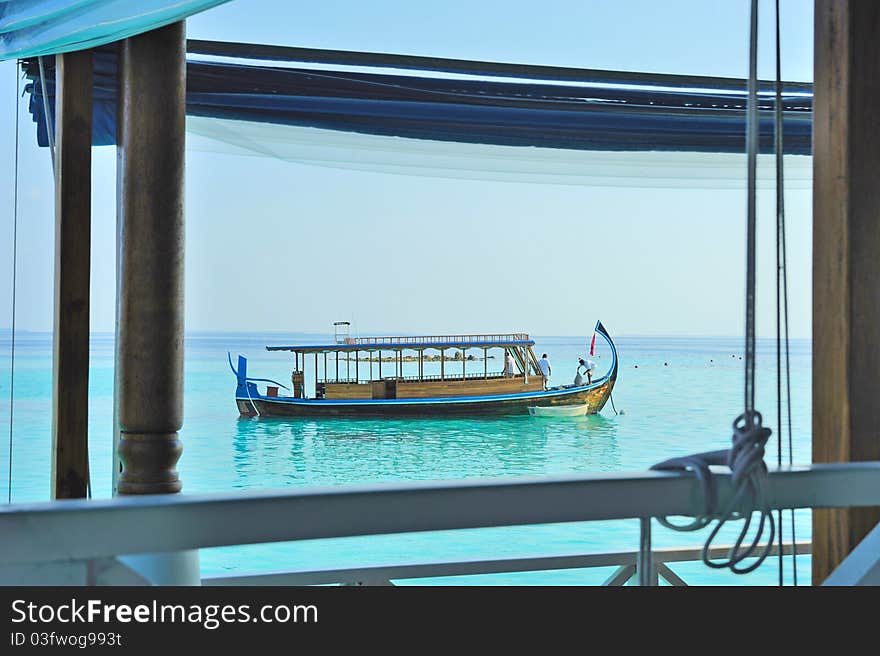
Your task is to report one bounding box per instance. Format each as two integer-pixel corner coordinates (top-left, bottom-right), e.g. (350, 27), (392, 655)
(51, 50), (93, 500)
(813, 0), (880, 583)
(116, 22), (186, 495)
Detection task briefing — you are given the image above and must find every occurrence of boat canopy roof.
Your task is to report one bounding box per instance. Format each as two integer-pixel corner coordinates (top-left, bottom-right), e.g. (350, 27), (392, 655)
(266, 333), (534, 354)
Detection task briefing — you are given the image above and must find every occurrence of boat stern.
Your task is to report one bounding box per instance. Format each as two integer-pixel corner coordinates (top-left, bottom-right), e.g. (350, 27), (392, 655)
(231, 354), (259, 417)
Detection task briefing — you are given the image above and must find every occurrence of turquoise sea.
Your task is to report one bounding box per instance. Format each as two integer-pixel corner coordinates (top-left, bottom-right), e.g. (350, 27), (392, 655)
(0, 331), (812, 585)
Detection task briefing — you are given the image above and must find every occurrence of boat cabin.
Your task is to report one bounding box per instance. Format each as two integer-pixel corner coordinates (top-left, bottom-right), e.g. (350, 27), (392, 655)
(266, 333), (545, 400)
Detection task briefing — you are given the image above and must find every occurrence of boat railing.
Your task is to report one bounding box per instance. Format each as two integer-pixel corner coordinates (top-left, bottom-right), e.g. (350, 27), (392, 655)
(396, 372), (508, 382)
(321, 372), (512, 384)
(2, 462), (879, 586)
(344, 333), (530, 347)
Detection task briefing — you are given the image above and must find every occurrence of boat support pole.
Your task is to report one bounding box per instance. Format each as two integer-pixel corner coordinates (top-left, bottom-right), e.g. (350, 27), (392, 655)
(115, 22), (198, 584)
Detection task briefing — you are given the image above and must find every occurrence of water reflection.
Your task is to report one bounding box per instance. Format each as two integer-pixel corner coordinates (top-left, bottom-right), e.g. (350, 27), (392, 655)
(230, 413), (620, 489)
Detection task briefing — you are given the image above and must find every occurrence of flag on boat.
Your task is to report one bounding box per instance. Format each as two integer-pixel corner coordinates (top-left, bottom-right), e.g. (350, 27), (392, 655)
(589, 332), (597, 356)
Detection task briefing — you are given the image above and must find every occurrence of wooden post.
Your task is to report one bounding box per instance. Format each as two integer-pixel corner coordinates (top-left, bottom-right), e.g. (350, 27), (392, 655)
(813, 0), (880, 583)
(440, 349), (445, 380)
(462, 349), (466, 379)
(369, 351), (373, 380)
(378, 350), (382, 379)
(355, 350), (359, 382)
(116, 22), (186, 495)
(336, 351), (339, 382)
(484, 348), (488, 379)
(51, 49), (93, 499)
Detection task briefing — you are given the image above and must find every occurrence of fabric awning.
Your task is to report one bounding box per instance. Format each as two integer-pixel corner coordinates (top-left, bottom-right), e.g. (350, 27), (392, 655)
(20, 40), (813, 187)
(0, 0), (231, 60)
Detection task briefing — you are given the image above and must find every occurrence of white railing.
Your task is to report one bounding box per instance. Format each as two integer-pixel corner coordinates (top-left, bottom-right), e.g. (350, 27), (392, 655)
(1, 463), (879, 586)
(203, 542), (812, 586)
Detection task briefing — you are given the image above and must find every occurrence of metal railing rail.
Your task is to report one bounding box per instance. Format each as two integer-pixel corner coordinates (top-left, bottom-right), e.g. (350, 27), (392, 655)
(1, 463), (878, 571)
(346, 333), (529, 346)
(202, 541), (812, 586)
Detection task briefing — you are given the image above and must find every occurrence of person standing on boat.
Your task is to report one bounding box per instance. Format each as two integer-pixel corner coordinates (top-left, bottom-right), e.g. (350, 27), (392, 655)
(538, 353), (552, 389)
(504, 351), (516, 377)
(577, 357), (597, 384)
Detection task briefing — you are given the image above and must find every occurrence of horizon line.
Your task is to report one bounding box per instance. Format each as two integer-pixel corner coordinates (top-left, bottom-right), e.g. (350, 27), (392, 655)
(0, 327), (813, 341)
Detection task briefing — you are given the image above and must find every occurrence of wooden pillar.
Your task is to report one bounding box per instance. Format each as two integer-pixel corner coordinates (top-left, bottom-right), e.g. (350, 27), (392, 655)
(440, 349), (445, 380)
(51, 50), (93, 499)
(355, 350), (359, 382)
(116, 22), (186, 495)
(813, 0), (880, 583)
(484, 348), (488, 379)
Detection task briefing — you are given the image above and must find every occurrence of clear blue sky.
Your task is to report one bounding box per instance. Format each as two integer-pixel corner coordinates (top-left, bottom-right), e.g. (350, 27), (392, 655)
(0, 0), (814, 337)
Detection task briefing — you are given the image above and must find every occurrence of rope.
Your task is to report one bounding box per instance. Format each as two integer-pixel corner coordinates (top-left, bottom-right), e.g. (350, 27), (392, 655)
(651, 0), (775, 576)
(775, 0), (797, 585)
(245, 381), (261, 418)
(7, 63), (21, 504)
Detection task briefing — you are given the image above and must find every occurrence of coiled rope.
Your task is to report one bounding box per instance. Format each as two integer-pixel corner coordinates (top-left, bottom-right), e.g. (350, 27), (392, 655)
(651, 0), (776, 575)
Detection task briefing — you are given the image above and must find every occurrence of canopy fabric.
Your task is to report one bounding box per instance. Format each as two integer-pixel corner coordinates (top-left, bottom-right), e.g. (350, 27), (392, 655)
(187, 117), (811, 189)
(0, 0), (230, 60)
(20, 40), (813, 186)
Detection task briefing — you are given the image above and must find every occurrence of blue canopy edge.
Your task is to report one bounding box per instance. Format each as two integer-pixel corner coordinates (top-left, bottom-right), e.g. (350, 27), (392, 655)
(0, 0), (231, 60)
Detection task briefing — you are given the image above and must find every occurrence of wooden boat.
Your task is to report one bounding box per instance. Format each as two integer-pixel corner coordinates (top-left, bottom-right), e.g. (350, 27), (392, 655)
(232, 321), (618, 418)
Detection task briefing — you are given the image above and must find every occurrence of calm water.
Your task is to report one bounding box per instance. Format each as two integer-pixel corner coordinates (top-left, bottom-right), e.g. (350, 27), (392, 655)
(0, 330), (812, 585)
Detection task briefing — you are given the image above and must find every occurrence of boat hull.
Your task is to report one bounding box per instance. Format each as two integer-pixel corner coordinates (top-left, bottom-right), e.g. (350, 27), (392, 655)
(237, 377), (615, 418)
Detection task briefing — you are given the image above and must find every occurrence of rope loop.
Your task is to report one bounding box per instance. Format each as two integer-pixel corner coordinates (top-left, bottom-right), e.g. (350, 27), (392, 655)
(651, 413), (776, 575)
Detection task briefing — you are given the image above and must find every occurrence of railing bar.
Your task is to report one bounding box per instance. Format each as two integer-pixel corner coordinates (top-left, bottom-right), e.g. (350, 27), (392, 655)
(0, 462), (867, 566)
(602, 564), (636, 587)
(656, 563), (688, 587)
(637, 517), (654, 586)
(654, 540), (811, 563)
(204, 551), (642, 585)
(202, 542), (810, 586)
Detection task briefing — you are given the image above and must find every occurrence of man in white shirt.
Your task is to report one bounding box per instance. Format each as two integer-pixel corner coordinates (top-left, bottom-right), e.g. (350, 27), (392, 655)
(538, 353), (552, 389)
(504, 352), (516, 377)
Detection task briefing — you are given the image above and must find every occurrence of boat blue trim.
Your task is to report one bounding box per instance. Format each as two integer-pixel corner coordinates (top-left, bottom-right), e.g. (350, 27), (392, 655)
(238, 384), (600, 407)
